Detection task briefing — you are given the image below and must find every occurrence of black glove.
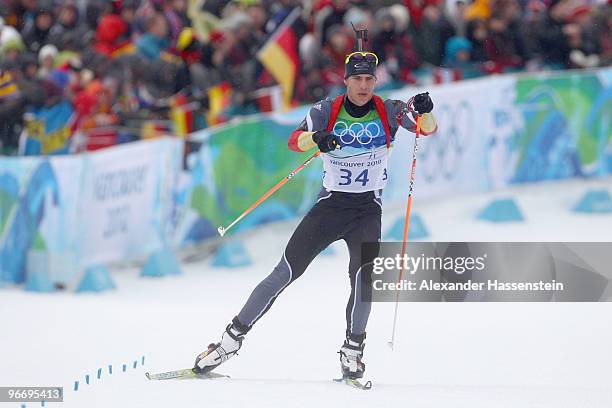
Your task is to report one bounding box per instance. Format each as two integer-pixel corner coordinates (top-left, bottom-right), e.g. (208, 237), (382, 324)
(312, 130), (339, 153)
(413, 92), (434, 115)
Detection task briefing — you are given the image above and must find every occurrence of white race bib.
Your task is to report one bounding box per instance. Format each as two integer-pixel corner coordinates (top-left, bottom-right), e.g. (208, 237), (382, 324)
(322, 146), (390, 192)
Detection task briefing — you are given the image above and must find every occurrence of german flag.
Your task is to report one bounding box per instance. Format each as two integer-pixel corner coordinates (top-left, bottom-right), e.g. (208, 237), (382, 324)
(171, 93), (195, 137)
(207, 81), (232, 126)
(257, 8), (300, 109)
(141, 121), (171, 140)
(111, 43), (136, 59)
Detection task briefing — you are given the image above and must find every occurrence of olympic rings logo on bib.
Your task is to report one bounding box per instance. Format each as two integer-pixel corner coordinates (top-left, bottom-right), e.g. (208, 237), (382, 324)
(333, 121), (381, 146)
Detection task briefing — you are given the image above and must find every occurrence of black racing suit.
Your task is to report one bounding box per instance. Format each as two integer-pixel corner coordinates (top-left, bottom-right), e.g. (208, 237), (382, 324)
(232, 95), (429, 340)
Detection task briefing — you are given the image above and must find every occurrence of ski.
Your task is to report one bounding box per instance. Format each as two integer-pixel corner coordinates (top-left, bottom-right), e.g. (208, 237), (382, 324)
(333, 377), (372, 390)
(145, 368), (230, 380)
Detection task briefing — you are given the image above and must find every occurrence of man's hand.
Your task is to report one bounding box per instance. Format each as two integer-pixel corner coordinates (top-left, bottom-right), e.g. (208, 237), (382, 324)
(312, 131), (339, 153)
(413, 92), (434, 115)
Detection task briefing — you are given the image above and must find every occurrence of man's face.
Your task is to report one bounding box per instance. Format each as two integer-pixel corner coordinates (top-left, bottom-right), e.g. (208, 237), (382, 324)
(344, 74), (376, 106)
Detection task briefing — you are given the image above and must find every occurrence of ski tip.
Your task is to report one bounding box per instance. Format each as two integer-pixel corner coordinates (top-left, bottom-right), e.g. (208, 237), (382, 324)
(217, 226), (226, 237)
(145, 372), (151, 380)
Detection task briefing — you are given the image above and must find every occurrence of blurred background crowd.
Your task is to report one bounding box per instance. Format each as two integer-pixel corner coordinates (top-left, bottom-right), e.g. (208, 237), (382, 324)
(0, 0), (610, 155)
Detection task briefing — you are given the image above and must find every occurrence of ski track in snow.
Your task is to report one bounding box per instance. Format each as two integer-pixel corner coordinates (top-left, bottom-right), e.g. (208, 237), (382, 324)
(1, 177), (612, 407)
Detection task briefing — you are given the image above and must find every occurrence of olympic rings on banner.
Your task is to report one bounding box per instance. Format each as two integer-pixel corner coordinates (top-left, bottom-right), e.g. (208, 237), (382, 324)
(420, 100), (473, 182)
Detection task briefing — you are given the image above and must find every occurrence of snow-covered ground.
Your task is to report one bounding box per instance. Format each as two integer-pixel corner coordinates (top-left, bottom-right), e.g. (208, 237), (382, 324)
(1, 177), (611, 408)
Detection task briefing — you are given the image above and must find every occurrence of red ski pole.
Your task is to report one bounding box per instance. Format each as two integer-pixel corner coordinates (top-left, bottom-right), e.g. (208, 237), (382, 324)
(217, 151), (321, 237)
(388, 116), (421, 349)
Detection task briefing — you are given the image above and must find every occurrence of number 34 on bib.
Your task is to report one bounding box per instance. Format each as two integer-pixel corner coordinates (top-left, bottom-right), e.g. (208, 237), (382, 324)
(322, 152), (389, 193)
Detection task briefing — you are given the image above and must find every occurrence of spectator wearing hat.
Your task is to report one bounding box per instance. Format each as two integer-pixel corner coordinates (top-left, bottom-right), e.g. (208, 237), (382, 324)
(0, 34), (26, 63)
(0, 16), (23, 49)
(443, 36), (472, 68)
(37, 43), (58, 78)
(442, 36), (484, 79)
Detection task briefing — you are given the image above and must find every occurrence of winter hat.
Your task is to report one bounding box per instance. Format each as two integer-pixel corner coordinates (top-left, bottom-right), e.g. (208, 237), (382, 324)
(0, 36), (26, 56)
(444, 36), (472, 64)
(38, 44), (58, 63)
(344, 51), (378, 78)
(0, 22), (21, 45)
(49, 69), (69, 89)
(0, 24), (24, 50)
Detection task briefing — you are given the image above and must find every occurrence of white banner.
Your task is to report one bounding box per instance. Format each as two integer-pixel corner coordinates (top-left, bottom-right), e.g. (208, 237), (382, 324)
(384, 76), (520, 202)
(79, 138), (182, 266)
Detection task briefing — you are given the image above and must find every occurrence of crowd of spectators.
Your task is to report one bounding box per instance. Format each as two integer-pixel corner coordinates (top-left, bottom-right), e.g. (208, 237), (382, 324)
(0, 0), (610, 154)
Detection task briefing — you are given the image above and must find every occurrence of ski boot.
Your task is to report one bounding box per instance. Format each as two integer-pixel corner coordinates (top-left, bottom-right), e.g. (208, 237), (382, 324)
(338, 332), (366, 379)
(193, 319), (247, 374)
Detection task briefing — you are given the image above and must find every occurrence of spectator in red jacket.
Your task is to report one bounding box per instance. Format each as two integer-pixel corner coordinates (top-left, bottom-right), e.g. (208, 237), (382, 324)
(94, 14), (131, 58)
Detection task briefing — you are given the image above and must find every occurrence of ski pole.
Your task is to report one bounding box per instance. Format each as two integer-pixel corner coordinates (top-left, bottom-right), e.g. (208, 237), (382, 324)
(388, 116), (421, 350)
(217, 150), (321, 237)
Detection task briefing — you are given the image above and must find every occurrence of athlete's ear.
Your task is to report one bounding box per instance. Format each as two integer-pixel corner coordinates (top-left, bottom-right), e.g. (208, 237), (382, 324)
(344, 78), (348, 87)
